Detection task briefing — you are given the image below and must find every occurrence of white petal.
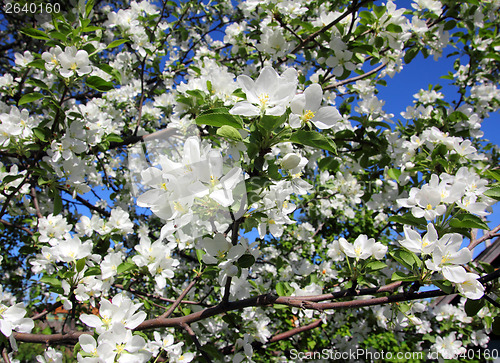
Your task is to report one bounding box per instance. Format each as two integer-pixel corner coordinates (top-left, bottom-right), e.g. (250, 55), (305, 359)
(290, 94), (306, 115)
(80, 314), (102, 328)
(311, 106), (341, 129)
(304, 84), (323, 111)
(230, 102), (260, 116)
(442, 265), (467, 283)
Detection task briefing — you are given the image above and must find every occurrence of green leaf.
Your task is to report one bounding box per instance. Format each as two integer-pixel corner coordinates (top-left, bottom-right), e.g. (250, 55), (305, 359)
(40, 276), (62, 288)
(20, 28), (50, 40)
(276, 281), (286, 296)
(391, 250), (416, 269)
(289, 130), (337, 154)
(53, 192), (62, 215)
(19, 93), (44, 105)
(484, 186), (500, 201)
(2, 174), (24, 185)
(33, 127), (49, 142)
(26, 79), (49, 91)
(391, 271), (418, 282)
(105, 133), (123, 143)
(106, 39), (129, 49)
(404, 47), (419, 64)
(465, 298), (485, 316)
(117, 262), (136, 274)
(27, 59), (47, 70)
(237, 254), (255, 268)
(365, 261), (387, 272)
(86, 76), (114, 92)
(260, 115), (285, 132)
(195, 112), (243, 129)
(449, 213), (489, 230)
(387, 168), (401, 182)
(76, 258), (86, 273)
(85, 0), (95, 18)
(388, 213), (426, 227)
(386, 24), (402, 33)
(84, 266), (101, 276)
(318, 157), (340, 172)
(200, 344), (224, 360)
(216, 125), (243, 141)
(196, 249), (205, 264)
(434, 280), (454, 294)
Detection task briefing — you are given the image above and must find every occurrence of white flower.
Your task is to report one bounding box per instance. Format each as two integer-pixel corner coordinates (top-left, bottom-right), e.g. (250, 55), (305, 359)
(0, 302), (34, 338)
(97, 324), (150, 362)
(80, 294), (146, 334)
(230, 66), (297, 116)
(57, 46), (92, 78)
(339, 234), (387, 260)
(280, 153), (302, 170)
(42, 46), (63, 71)
(289, 84), (342, 129)
(202, 234), (232, 264)
(399, 223), (438, 254)
(442, 266), (484, 300)
(425, 233), (471, 272)
(432, 332), (466, 359)
(36, 347), (63, 363)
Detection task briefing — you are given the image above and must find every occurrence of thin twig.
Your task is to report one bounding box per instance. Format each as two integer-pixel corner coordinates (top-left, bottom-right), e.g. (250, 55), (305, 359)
(180, 323), (212, 363)
(0, 219), (34, 235)
(324, 62), (387, 90)
(160, 274), (202, 319)
(31, 301), (63, 321)
(1, 348), (10, 363)
(30, 187), (43, 219)
(114, 283), (207, 306)
(469, 223), (500, 250)
(276, 0), (374, 66)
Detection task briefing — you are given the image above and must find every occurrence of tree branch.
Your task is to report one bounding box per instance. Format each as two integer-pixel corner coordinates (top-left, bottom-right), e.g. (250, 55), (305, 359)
(276, 0), (374, 66)
(180, 322), (212, 363)
(468, 223), (500, 250)
(323, 62), (387, 90)
(114, 284), (208, 307)
(160, 273), (202, 319)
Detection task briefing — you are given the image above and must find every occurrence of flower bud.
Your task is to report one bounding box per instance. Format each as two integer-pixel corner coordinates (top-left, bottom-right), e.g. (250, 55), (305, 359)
(281, 153), (301, 170)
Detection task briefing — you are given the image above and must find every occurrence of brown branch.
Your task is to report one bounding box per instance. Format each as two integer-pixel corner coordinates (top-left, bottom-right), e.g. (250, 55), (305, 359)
(181, 323), (212, 363)
(114, 284), (208, 307)
(276, 0), (375, 66)
(1, 348), (10, 363)
(324, 62), (387, 90)
(0, 219), (33, 235)
(13, 331), (89, 344)
(31, 301), (63, 321)
(293, 281), (402, 302)
(160, 273), (202, 319)
(134, 287), (448, 331)
(30, 187), (43, 219)
(270, 318), (323, 344)
(17, 269), (500, 346)
(222, 318), (324, 355)
(222, 217), (242, 304)
(0, 172), (31, 219)
(469, 223), (500, 250)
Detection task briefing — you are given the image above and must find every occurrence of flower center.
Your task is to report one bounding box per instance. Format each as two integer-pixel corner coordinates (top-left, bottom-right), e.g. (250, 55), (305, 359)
(258, 93), (270, 108)
(302, 110), (315, 122)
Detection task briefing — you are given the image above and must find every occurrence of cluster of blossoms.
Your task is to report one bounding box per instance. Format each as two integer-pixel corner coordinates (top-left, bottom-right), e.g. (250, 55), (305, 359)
(397, 168), (494, 221)
(400, 223), (484, 299)
(78, 294), (194, 362)
(41, 46), (92, 78)
(1, 0), (500, 361)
